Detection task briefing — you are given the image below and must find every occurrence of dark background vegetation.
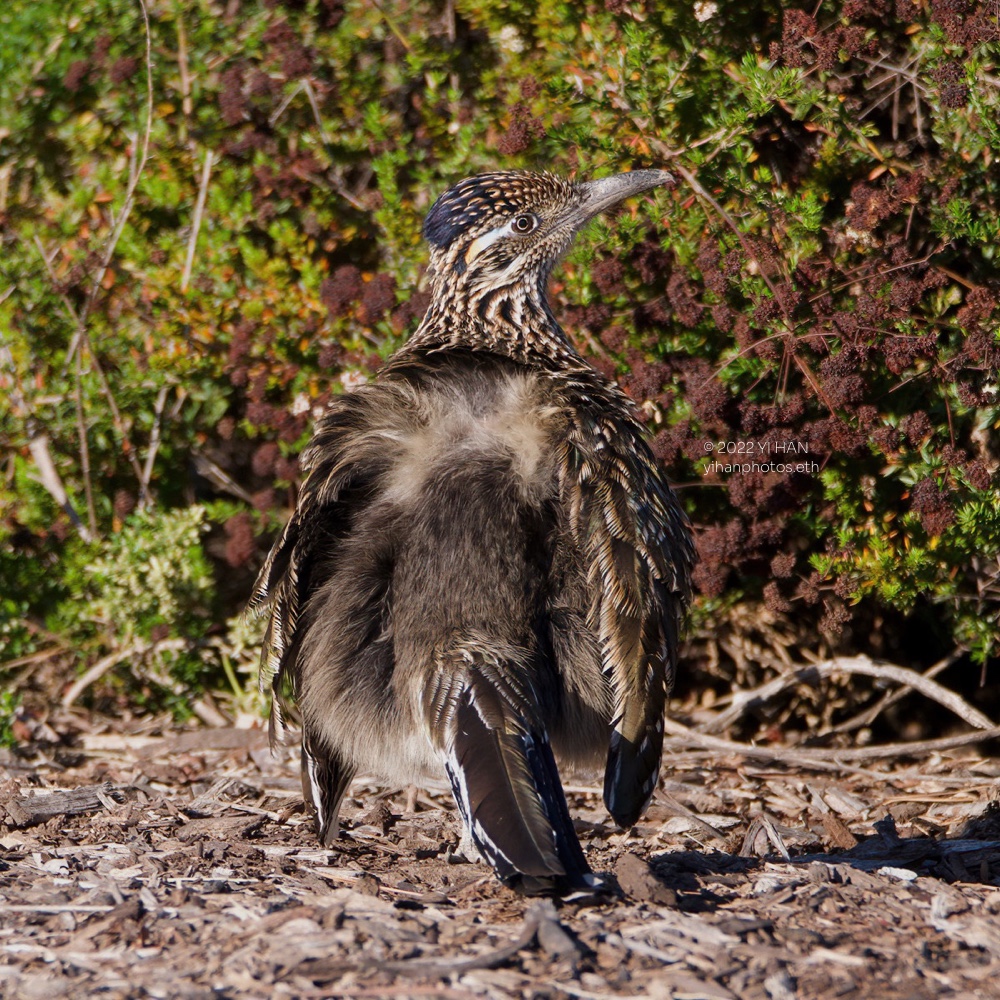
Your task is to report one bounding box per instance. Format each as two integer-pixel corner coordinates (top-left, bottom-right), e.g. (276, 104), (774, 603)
(1, 0), (998, 745)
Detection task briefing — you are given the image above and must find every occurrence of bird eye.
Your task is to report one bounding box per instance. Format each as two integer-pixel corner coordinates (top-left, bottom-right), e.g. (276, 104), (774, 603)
(510, 214), (539, 234)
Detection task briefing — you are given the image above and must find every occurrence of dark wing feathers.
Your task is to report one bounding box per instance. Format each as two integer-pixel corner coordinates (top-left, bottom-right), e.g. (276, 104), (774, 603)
(424, 648), (596, 895)
(557, 378), (693, 830)
(301, 731), (356, 847)
(245, 389), (402, 744)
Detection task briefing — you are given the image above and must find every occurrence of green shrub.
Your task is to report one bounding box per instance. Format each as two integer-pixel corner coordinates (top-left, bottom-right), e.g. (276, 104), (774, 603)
(1, 0), (997, 720)
(66, 505), (213, 644)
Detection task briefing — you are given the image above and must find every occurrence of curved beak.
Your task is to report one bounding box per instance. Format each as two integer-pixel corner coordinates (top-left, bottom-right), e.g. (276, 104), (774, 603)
(570, 169), (674, 228)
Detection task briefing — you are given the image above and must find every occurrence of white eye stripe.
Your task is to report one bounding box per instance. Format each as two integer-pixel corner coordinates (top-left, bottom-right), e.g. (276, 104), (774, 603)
(463, 215), (540, 266)
(464, 226), (507, 264)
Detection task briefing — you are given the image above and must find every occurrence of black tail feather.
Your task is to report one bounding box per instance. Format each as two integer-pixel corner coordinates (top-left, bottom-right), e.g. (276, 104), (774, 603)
(604, 728), (661, 830)
(603, 576), (676, 829)
(301, 733), (356, 848)
(444, 682), (598, 896)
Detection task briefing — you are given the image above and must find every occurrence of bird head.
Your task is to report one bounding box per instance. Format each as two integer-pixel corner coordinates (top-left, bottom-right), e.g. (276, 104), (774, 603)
(412, 170), (673, 359)
(423, 169), (674, 298)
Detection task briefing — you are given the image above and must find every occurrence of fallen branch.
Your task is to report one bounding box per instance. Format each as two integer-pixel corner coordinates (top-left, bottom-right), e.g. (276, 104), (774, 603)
(1, 905), (117, 915)
(664, 717), (1000, 766)
(827, 650), (962, 736)
(699, 654), (993, 735)
(2, 782), (132, 828)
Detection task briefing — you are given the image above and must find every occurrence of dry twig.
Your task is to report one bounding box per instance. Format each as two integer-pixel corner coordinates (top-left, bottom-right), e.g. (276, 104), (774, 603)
(139, 385), (171, 502)
(827, 651), (963, 736)
(181, 150), (214, 293)
(699, 654), (993, 735)
(31, 0), (157, 518)
(664, 717), (1000, 766)
(61, 639), (189, 709)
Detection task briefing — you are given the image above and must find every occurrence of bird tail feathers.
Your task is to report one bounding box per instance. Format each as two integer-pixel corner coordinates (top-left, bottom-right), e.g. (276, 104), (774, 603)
(430, 657), (600, 896)
(301, 733), (356, 848)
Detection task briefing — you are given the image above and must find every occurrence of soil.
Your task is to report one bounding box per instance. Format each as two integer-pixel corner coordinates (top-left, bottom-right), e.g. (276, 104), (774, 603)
(2, 720), (1000, 999)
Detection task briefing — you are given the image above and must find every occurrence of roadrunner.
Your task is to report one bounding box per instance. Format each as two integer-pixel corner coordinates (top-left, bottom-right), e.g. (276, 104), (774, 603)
(248, 169), (694, 896)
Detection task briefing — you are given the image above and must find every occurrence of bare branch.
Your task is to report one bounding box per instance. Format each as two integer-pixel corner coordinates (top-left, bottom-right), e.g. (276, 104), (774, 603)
(61, 638), (189, 708)
(26, 426), (94, 543)
(826, 650), (963, 736)
(698, 654), (993, 735)
(2, 325), (94, 541)
(31, 235), (149, 500)
(139, 384), (171, 506)
(269, 79), (304, 127)
(181, 149), (214, 293)
(664, 717), (1000, 767)
(74, 345), (98, 537)
(177, 10), (192, 138)
(27, 0), (158, 523)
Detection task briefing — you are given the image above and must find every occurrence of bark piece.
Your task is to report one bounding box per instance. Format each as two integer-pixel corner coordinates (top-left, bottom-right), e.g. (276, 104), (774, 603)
(615, 852), (677, 906)
(2, 782), (131, 828)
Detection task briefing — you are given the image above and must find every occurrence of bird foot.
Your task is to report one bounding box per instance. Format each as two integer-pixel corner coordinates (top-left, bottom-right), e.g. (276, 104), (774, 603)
(447, 828), (485, 865)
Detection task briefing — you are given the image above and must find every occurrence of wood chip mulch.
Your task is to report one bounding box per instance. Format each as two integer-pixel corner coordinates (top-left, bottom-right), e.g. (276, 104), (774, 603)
(2, 721), (1000, 999)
